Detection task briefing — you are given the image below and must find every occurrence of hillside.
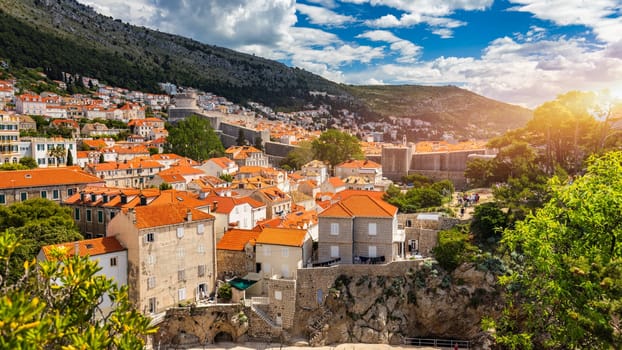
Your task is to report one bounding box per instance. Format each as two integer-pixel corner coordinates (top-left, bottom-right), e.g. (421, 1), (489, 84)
(346, 85), (532, 139)
(0, 0), (346, 106)
(0, 0), (532, 138)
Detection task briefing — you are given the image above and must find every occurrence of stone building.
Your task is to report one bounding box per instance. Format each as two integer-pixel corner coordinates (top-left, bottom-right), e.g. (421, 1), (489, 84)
(0, 113), (20, 164)
(107, 204), (217, 314)
(216, 228), (261, 281)
(0, 167), (104, 206)
(317, 194), (404, 265)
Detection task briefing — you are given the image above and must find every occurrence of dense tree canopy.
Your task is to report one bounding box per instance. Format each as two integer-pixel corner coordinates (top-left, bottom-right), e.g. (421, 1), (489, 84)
(311, 129), (364, 167)
(281, 141), (313, 170)
(0, 230), (155, 348)
(0, 199), (82, 283)
(470, 202), (508, 242)
(383, 177), (453, 213)
(490, 151), (622, 349)
(165, 115), (224, 162)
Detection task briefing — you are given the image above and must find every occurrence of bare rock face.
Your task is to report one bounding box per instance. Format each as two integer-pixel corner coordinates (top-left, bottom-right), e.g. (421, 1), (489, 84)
(305, 261), (501, 348)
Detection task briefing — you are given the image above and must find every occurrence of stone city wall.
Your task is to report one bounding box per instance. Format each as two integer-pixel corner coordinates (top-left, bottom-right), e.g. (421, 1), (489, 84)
(295, 260), (425, 312)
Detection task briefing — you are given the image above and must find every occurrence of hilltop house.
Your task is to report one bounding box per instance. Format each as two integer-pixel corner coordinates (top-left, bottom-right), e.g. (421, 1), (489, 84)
(198, 157), (239, 178)
(251, 187), (292, 219)
(0, 167), (104, 206)
(201, 194), (266, 241)
(107, 204), (216, 314)
(254, 227), (312, 281)
(63, 187), (161, 238)
(216, 228), (262, 281)
(37, 237), (127, 316)
(317, 194), (404, 265)
(225, 146), (270, 167)
(85, 159), (164, 188)
(334, 159), (383, 184)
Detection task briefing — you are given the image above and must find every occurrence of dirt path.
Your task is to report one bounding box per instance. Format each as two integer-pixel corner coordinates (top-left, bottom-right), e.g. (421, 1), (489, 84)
(450, 188), (494, 220)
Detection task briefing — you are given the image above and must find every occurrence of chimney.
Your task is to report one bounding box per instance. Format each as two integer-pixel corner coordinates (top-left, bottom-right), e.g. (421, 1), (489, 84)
(128, 207), (136, 224)
(186, 208), (192, 222)
(74, 242), (79, 257)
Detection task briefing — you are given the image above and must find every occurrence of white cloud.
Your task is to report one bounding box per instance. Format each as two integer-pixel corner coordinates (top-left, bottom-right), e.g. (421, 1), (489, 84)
(303, 0), (337, 9)
(508, 0), (622, 43)
(82, 0), (298, 47)
(342, 0), (492, 14)
(356, 0), (487, 38)
(357, 30), (422, 62)
(296, 3), (356, 27)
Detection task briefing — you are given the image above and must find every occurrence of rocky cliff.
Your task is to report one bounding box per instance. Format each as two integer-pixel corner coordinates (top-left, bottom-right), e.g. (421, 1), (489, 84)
(297, 261), (500, 347)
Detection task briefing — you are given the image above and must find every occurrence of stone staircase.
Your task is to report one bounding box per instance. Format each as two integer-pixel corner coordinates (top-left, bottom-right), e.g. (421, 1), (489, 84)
(307, 306), (333, 346)
(308, 307), (332, 332)
(250, 303), (281, 330)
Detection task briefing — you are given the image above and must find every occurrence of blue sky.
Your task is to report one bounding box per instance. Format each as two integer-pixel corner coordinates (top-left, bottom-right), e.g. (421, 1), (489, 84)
(80, 0), (622, 108)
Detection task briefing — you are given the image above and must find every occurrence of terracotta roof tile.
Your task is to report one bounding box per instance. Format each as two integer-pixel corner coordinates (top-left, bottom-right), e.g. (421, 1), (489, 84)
(336, 159), (381, 168)
(133, 204), (214, 229)
(255, 227), (308, 247)
(41, 237), (124, 260)
(327, 177), (345, 187)
(319, 194), (397, 218)
(216, 229), (261, 251)
(159, 166), (205, 176)
(0, 167), (104, 189)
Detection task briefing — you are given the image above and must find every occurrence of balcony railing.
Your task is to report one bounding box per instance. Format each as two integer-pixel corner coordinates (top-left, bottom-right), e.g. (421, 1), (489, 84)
(310, 257), (341, 267)
(354, 255), (385, 264)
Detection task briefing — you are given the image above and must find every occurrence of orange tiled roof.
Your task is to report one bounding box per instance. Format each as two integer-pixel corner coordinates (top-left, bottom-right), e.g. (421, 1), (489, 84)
(158, 174), (187, 183)
(107, 145), (149, 154)
(41, 237), (124, 260)
(327, 177), (345, 188)
(159, 165), (204, 176)
(202, 194), (264, 214)
(133, 204), (214, 229)
(319, 194), (397, 218)
(150, 153), (184, 160)
(333, 189), (385, 201)
(89, 159), (163, 171)
(148, 190), (209, 209)
(206, 157), (235, 169)
(255, 217), (283, 228)
(216, 228), (261, 251)
(0, 167), (103, 189)
(82, 139), (108, 149)
(282, 209), (318, 228)
(336, 159), (381, 168)
(255, 227), (307, 247)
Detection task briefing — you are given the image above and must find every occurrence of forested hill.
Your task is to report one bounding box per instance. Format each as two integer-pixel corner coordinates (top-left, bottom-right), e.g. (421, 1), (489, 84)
(0, 0), (348, 106)
(345, 85), (533, 138)
(0, 0), (531, 137)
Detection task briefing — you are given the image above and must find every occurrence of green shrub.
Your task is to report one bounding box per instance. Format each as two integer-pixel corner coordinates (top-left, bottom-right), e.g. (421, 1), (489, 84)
(432, 225), (476, 271)
(218, 283), (232, 301)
